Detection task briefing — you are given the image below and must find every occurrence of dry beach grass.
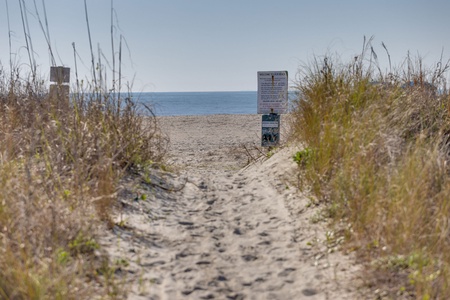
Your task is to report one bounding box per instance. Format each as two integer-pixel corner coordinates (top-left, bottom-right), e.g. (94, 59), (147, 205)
(0, 70), (168, 298)
(1, 1), (169, 296)
(290, 41), (450, 298)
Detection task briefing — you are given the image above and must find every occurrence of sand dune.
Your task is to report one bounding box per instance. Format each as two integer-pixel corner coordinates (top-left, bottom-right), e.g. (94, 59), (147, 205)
(100, 114), (364, 299)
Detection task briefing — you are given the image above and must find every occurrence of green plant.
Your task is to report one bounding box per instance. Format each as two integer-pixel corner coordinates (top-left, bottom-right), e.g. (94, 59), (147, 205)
(293, 147), (314, 167)
(69, 233), (100, 255)
(56, 249), (70, 265)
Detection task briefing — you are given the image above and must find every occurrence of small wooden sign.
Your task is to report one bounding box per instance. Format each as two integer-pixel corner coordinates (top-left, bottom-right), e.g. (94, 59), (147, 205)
(50, 66), (70, 83)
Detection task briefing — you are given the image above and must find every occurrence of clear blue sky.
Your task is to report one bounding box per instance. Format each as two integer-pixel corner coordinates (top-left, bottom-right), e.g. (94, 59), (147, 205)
(1, 0), (449, 92)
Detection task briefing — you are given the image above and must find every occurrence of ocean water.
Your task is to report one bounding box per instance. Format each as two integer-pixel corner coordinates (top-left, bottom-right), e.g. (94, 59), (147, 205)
(135, 91), (257, 116)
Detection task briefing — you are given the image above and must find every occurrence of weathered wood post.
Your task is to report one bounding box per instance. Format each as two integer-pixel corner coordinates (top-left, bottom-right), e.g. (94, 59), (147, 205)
(49, 66), (70, 108)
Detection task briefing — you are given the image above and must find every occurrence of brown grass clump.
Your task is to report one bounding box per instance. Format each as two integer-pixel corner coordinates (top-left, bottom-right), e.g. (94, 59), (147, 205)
(291, 39), (450, 298)
(0, 2), (168, 297)
(0, 68), (167, 298)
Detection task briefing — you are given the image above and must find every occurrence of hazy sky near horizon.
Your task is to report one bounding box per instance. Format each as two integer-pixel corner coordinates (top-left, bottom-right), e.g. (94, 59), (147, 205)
(1, 0), (449, 92)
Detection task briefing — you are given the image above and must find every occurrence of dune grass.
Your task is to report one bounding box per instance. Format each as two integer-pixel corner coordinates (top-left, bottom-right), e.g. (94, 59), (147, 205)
(0, 62), (168, 300)
(0, 68), (167, 298)
(291, 41), (450, 298)
(0, 2), (170, 298)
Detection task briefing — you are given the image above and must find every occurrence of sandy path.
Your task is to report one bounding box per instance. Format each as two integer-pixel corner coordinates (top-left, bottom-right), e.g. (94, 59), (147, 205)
(101, 115), (364, 299)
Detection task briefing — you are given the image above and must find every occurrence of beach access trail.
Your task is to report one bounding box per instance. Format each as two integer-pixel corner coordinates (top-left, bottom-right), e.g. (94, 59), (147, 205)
(101, 114), (363, 299)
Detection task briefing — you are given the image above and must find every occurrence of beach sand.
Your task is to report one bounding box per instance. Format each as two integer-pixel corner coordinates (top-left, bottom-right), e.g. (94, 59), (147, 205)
(100, 114), (365, 299)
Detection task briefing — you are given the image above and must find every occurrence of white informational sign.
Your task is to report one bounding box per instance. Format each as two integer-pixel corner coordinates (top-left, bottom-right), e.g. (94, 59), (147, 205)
(257, 71), (288, 114)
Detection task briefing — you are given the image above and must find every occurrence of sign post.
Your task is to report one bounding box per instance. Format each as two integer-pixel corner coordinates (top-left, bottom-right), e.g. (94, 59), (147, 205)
(49, 66), (70, 107)
(257, 71), (288, 147)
